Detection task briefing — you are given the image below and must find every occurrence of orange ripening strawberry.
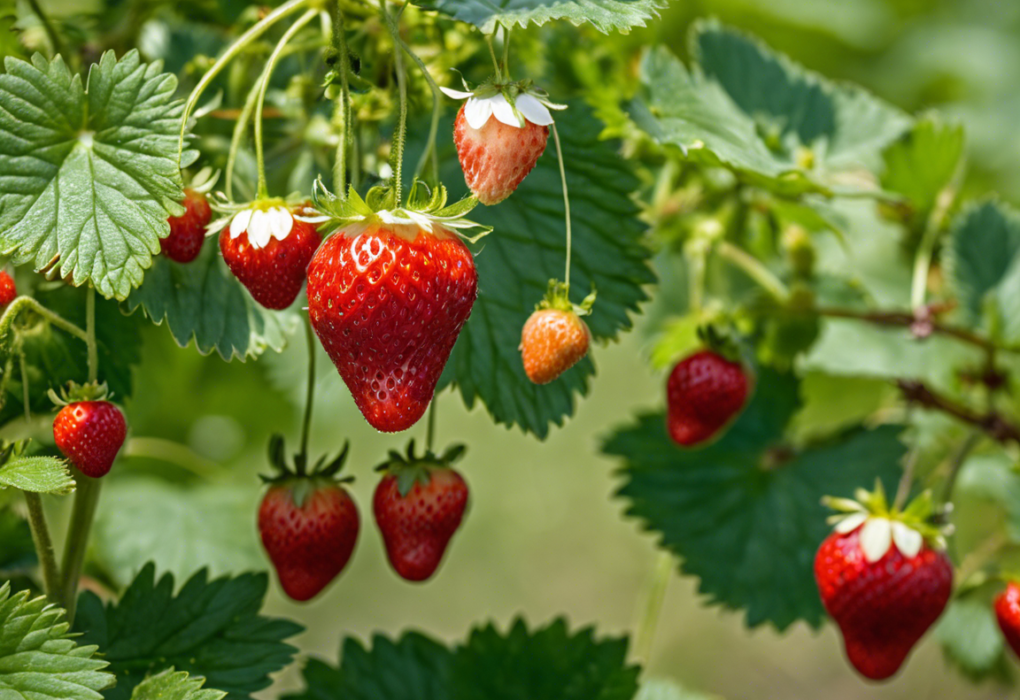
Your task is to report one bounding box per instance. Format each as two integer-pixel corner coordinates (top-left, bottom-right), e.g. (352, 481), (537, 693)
(995, 582), (1020, 659)
(372, 442), (468, 582)
(162, 188), (212, 263)
(520, 308), (590, 384)
(666, 350), (750, 447)
(0, 271), (16, 306)
(307, 222), (477, 432)
(53, 400), (127, 478)
(815, 488), (952, 680)
(220, 203), (321, 310)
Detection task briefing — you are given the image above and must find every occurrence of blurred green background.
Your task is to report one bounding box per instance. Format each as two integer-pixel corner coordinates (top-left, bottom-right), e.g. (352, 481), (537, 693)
(20, 0), (1020, 697)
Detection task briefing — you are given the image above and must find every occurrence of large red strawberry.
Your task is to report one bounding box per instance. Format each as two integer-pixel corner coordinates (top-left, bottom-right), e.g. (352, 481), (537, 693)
(162, 188), (212, 263)
(53, 400), (127, 478)
(666, 349), (750, 447)
(815, 489), (952, 680)
(453, 102), (548, 206)
(0, 271), (16, 306)
(995, 582), (1020, 658)
(307, 222), (477, 432)
(220, 204), (321, 310)
(373, 442), (468, 582)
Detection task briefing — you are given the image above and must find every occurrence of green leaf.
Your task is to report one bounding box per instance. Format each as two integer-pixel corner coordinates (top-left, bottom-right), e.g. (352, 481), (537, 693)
(0, 51), (186, 300)
(945, 200), (1020, 325)
(880, 116), (964, 230)
(0, 507), (37, 576)
(74, 563), (304, 700)
(130, 670), (227, 700)
(125, 239), (300, 361)
(282, 633), (454, 700)
(91, 477), (266, 589)
(955, 452), (1020, 542)
(603, 369), (904, 629)
(435, 102), (654, 438)
(420, 0), (664, 33)
(452, 619), (639, 700)
(935, 598), (1009, 681)
(0, 456), (74, 494)
(0, 581), (115, 700)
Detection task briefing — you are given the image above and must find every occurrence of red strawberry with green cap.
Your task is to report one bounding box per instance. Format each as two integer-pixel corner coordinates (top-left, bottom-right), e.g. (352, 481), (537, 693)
(0, 271), (16, 306)
(519, 281), (595, 385)
(666, 347), (751, 447)
(815, 485), (953, 680)
(51, 383), (126, 479)
(220, 202), (321, 310)
(162, 188), (212, 263)
(373, 440), (469, 582)
(306, 221), (477, 433)
(995, 582), (1020, 658)
(258, 436), (359, 602)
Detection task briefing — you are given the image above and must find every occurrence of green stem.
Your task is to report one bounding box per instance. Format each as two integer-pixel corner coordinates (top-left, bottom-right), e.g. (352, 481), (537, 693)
(380, 0), (408, 205)
(632, 552), (673, 666)
(225, 67), (269, 202)
(940, 431), (982, 506)
(893, 443), (919, 511)
(426, 398), (437, 452)
(24, 492), (60, 602)
(0, 297), (88, 346)
(254, 8), (319, 200)
(122, 437), (222, 478)
(501, 24), (511, 80)
(911, 186), (956, 309)
(25, 0), (66, 58)
(58, 471), (100, 623)
(688, 246), (707, 313)
(299, 318), (317, 470)
(485, 33), (502, 79)
(85, 288), (97, 383)
(331, 1), (353, 196)
(716, 241), (789, 303)
(178, 0), (311, 161)
(551, 123), (572, 290)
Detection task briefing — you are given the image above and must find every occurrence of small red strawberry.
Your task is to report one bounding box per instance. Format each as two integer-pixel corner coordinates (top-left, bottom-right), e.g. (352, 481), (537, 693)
(307, 222), (477, 432)
(519, 281), (595, 385)
(162, 188), (212, 263)
(995, 582), (1020, 659)
(666, 349), (750, 447)
(258, 438), (359, 602)
(220, 203), (321, 310)
(0, 271), (16, 306)
(815, 488), (952, 680)
(373, 442), (468, 582)
(53, 400), (127, 478)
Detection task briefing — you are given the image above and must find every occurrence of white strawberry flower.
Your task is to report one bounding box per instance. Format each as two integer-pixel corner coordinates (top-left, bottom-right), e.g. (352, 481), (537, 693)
(229, 206), (294, 250)
(839, 515), (924, 563)
(440, 86), (561, 130)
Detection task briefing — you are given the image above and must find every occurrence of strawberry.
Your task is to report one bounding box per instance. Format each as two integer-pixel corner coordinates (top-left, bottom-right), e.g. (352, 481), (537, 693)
(666, 349), (750, 447)
(372, 442), (468, 582)
(258, 438), (359, 602)
(53, 400), (127, 478)
(815, 488), (952, 680)
(220, 204), (321, 310)
(162, 188), (212, 263)
(518, 282), (594, 385)
(453, 102), (548, 206)
(0, 271), (16, 306)
(307, 222), (477, 432)
(995, 582), (1020, 659)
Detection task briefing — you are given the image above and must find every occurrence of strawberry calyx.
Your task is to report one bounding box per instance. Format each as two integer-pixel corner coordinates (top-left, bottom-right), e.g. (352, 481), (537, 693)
(536, 279), (596, 317)
(695, 324), (746, 364)
(260, 434), (353, 503)
(312, 179), (491, 242)
(440, 77), (566, 130)
(374, 439), (466, 498)
(823, 480), (948, 563)
(48, 380), (111, 407)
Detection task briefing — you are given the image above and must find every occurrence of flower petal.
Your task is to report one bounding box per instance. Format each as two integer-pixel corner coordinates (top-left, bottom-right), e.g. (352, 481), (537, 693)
(248, 210), (271, 249)
(268, 207), (293, 241)
(859, 517), (892, 563)
(892, 522), (923, 558)
(464, 97), (494, 130)
(230, 209), (253, 239)
(516, 93), (554, 126)
(833, 512), (868, 534)
(491, 94), (522, 128)
(440, 87), (474, 100)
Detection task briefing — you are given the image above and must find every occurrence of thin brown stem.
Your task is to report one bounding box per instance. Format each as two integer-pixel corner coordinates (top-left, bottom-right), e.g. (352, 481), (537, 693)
(897, 379), (1020, 446)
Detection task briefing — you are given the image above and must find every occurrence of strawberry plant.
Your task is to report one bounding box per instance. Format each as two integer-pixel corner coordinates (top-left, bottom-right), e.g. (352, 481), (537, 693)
(2, 0), (1020, 698)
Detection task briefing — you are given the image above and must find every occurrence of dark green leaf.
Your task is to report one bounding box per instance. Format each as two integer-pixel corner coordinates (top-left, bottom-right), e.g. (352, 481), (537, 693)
(0, 581), (115, 700)
(603, 369), (904, 629)
(0, 455), (74, 494)
(420, 0), (664, 33)
(130, 670), (227, 700)
(436, 102), (654, 438)
(944, 200), (1020, 325)
(125, 239), (300, 361)
(935, 598), (1009, 682)
(0, 51), (186, 300)
(74, 563), (303, 700)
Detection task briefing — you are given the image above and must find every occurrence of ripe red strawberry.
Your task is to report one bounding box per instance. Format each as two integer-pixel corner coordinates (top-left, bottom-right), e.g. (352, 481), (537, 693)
(0, 271), (16, 306)
(815, 522), (952, 680)
(666, 350), (750, 447)
(453, 103), (548, 206)
(259, 480), (359, 601)
(520, 308), (590, 384)
(220, 205), (321, 310)
(307, 222), (477, 432)
(995, 582), (1020, 659)
(162, 188), (212, 263)
(53, 401), (127, 478)
(374, 450), (469, 582)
